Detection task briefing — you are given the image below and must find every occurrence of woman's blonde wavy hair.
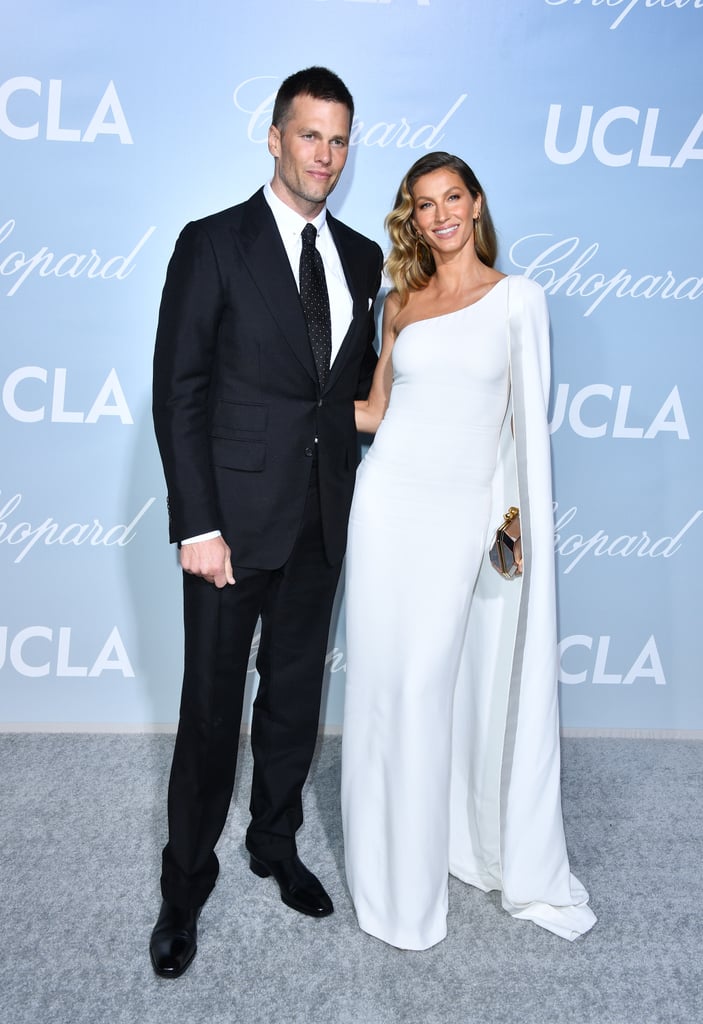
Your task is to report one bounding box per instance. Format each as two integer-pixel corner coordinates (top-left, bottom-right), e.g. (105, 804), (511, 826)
(385, 152), (498, 307)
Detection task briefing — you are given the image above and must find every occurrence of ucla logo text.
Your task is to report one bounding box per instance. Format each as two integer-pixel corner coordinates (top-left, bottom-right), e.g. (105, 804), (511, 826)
(0, 78), (132, 143)
(549, 385), (688, 440)
(545, 105), (703, 168)
(0, 625), (134, 678)
(558, 635), (666, 686)
(3, 368), (133, 425)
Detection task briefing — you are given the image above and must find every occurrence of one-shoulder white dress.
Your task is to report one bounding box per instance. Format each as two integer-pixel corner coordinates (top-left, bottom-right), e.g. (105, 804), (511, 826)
(341, 278), (596, 950)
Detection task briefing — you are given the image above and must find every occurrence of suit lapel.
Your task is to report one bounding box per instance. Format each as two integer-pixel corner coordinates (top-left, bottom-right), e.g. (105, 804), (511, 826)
(324, 213), (367, 391)
(233, 191), (317, 382)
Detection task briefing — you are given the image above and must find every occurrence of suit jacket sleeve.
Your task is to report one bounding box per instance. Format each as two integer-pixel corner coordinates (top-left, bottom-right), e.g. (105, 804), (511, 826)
(152, 221), (223, 543)
(356, 245), (384, 400)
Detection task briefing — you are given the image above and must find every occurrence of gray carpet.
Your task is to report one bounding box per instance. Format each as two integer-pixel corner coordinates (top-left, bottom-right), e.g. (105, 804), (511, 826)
(0, 734), (700, 1024)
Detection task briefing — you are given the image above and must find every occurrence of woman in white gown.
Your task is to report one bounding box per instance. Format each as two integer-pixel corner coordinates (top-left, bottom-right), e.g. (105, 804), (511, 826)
(341, 153), (596, 950)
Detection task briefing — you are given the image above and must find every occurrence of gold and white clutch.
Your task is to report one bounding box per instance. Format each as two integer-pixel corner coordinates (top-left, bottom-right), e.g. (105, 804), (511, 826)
(489, 506), (521, 579)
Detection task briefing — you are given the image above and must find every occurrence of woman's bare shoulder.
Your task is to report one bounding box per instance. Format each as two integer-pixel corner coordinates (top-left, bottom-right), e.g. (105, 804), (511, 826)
(382, 289), (403, 336)
(383, 289), (402, 314)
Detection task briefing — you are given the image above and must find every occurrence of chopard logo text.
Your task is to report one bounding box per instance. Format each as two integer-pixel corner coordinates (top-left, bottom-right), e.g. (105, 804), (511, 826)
(233, 77), (466, 149)
(545, 0), (703, 31)
(0, 220), (155, 296)
(553, 503), (702, 574)
(510, 234), (703, 316)
(0, 492), (155, 564)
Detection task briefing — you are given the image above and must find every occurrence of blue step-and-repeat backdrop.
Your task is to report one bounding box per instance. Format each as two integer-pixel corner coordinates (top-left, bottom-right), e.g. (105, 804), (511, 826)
(2, 0), (701, 732)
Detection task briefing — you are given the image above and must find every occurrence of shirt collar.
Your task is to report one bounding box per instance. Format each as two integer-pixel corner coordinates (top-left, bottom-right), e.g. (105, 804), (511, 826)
(263, 181), (327, 241)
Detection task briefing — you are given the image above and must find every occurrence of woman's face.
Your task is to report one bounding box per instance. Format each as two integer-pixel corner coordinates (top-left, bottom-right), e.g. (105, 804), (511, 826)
(410, 168), (480, 258)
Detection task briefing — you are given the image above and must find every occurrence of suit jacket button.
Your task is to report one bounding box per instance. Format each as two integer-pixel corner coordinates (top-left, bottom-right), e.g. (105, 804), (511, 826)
(304, 447), (313, 457)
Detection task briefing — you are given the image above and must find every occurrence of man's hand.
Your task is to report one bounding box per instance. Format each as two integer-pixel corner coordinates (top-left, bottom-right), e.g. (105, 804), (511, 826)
(180, 536), (235, 588)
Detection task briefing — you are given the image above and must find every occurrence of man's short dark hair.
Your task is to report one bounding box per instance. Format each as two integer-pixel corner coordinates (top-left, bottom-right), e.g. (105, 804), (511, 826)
(272, 67), (354, 131)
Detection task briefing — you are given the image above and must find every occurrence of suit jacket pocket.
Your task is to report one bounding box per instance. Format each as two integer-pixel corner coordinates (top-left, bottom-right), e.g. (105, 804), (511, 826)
(211, 400), (268, 437)
(211, 437), (266, 472)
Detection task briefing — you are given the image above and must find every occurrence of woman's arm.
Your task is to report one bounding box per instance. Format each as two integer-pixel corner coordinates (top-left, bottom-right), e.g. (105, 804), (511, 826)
(354, 291), (399, 434)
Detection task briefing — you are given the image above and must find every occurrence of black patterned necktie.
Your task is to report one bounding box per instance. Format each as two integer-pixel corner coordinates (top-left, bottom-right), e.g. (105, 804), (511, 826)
(299, 222), (332, 388)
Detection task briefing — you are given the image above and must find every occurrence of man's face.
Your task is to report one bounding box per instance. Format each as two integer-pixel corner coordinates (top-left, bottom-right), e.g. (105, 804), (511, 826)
(268, 94), (351, 218)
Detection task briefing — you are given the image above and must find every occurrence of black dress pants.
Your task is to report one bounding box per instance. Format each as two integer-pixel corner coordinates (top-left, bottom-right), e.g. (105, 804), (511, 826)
(160, 465), (342, 909)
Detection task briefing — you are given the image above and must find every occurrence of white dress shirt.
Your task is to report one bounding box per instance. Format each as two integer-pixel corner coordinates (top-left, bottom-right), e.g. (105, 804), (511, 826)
(182, 184), (353, 547)
(262, 181), (353, 362)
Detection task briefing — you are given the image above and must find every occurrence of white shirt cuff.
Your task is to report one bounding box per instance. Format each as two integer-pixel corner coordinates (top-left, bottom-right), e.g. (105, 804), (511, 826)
(181, 530), (222, 545)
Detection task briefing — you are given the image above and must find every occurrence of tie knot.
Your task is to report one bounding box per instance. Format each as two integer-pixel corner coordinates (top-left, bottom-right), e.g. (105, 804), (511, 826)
(301, 223), (317, 248)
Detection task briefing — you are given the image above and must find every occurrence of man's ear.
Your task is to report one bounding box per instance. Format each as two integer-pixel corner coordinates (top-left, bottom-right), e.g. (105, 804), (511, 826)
(268, 123), (280, 159)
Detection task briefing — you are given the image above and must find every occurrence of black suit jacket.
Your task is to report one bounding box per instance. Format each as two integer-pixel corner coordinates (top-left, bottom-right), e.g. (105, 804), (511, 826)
(152, 188), (383, 568)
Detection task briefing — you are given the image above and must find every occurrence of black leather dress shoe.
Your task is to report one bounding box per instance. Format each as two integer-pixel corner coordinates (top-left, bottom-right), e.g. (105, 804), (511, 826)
(249, 853), (334, 917)
(149, 900), (201, 978)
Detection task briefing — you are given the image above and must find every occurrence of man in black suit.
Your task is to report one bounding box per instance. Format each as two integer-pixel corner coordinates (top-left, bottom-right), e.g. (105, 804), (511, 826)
(150, 67), (382, 978)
